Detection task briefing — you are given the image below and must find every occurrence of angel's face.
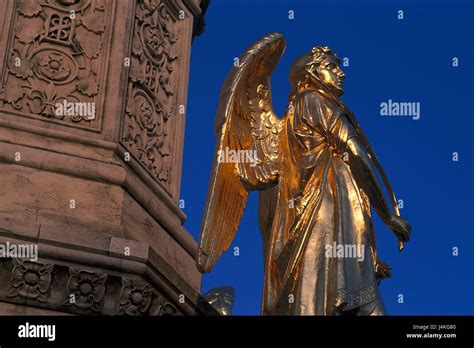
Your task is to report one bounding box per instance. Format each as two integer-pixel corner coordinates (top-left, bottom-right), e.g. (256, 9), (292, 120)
(316, 55), (346, 96)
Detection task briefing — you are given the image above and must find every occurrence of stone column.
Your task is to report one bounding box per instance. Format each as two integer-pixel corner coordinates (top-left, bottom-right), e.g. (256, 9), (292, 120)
(0, 0), (212, 315)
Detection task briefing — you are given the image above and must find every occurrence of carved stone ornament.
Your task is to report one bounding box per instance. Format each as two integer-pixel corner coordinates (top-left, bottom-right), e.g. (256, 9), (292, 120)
(122, 0), (180, 187)
(7, 258), (54, 303)
(150, 294), (180, 316)
(64, 267), (107, 312)
(117, 277), (153, 315)
(0, 0), (110, 128)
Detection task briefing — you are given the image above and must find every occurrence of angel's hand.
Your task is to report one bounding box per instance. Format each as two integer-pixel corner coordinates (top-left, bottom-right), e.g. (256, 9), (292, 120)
(375, 259), (392, 281)
(386, 214), (412, 244)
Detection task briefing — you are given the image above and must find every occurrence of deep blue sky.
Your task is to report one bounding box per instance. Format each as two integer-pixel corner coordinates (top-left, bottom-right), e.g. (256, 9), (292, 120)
(181, 0), (474, 315)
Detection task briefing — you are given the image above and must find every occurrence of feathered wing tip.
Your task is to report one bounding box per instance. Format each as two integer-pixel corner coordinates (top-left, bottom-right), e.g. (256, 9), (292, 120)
(214, 32), (285, 133)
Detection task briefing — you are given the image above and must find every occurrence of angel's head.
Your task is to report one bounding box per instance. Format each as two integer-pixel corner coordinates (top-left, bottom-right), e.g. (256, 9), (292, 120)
(290, 46), (346, 97)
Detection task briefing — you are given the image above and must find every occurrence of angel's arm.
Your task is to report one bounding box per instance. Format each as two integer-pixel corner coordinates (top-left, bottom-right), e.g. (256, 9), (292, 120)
(345, 134), (393, 223)
(340, 118), (411, 243)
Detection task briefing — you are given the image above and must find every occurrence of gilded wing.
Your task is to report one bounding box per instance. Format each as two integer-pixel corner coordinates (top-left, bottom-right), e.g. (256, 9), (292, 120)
(197, 32), (286, 273)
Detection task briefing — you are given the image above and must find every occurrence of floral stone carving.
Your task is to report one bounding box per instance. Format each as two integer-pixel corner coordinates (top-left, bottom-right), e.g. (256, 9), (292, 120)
(7, 258), (54, 303)
(117, 277), (153, 315)
(150, 294), (180, 316)
(64, 267), (107, 312)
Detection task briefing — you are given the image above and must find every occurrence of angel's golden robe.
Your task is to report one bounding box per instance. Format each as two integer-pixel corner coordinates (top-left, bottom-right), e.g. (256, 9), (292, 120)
(261, 85), (380, 315)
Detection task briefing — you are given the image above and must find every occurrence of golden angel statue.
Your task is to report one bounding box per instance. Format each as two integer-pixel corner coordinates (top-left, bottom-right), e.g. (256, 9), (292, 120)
(196, 33), (412, 315)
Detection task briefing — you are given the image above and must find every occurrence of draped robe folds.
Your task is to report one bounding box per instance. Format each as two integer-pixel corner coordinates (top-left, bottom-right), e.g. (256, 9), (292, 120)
(261, 87), (382, 315)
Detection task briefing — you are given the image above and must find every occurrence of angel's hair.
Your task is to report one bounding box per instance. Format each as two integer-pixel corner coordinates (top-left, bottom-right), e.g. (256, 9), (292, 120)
(289, 46), (340, 90)
(307, 46), (340, 68)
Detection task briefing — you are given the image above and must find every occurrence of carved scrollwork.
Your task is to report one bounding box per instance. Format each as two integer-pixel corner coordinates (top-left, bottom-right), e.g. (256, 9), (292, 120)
(122, 0), (180, 187)
(0, 0), (109, 126)
(123, 89), (170, 181)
